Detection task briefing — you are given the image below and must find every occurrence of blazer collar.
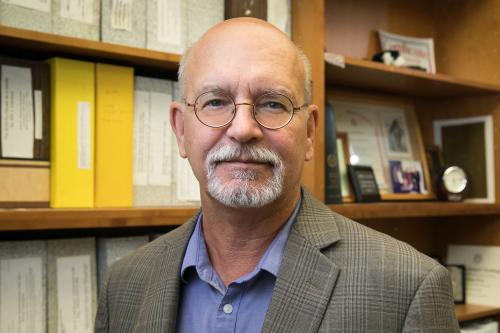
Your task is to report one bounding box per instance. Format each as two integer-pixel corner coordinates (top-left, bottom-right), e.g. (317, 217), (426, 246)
(135, 213), (198, 333)
(261, 187), (342, 333)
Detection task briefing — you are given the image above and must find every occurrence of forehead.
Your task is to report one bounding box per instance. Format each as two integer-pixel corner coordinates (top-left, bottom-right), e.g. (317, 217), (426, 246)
(184, 24), (304, 99)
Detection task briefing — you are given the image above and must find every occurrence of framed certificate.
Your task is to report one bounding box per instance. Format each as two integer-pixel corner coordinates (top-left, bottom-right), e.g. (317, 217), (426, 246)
(328, 93), (433, 200)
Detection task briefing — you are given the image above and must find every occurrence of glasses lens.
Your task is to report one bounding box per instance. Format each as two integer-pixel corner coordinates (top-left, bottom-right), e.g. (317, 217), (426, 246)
(195, 91), (234, 127)
(254, 93), (293, 129)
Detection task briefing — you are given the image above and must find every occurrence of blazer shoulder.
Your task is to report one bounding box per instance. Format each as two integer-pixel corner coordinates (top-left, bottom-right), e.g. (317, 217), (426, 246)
(331, 211), (441, 278)
(106, 217), (197, 281)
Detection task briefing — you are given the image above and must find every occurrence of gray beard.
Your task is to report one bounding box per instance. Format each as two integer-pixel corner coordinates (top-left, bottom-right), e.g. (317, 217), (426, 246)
(205, 144), (285, 208)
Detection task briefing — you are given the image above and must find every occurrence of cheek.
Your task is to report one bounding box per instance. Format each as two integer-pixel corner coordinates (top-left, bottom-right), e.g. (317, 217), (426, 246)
(183, 119), (222, 177)
(273, 131), (308, 171)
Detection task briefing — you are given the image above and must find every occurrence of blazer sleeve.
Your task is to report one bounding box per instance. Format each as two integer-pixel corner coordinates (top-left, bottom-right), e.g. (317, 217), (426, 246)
(403, 264), (460, 333)
(95, 269), (111, 333)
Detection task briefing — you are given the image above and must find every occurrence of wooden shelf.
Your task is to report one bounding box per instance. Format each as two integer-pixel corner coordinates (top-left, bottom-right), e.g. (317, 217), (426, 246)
(325, 55), (500, 97)
(330, 202), (500, 220)
(0, 25), (180, 72)
(1, 201), (500, 231)
(456, 304), (500, 322)
(0, 207), (199, 231)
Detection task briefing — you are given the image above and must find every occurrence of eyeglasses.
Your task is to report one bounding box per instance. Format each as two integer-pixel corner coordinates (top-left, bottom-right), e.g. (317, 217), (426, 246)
(186, 90), (308, 130)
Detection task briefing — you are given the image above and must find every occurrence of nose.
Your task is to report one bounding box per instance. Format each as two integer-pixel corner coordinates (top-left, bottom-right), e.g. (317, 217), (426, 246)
(225, 103), (264, 143)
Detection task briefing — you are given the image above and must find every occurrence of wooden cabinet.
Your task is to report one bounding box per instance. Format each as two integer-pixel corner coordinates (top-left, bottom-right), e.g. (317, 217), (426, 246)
(1, 0), (500, 323)
(320, 0), (500, 324)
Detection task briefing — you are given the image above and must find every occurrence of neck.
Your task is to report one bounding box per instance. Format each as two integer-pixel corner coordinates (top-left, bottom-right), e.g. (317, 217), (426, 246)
(200, 187), (300, 286)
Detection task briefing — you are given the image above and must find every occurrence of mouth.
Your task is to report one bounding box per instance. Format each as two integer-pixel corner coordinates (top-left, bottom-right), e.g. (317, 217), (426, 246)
(217, 159), (271, 168)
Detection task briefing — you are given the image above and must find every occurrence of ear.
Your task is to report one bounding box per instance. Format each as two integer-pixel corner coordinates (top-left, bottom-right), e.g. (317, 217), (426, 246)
(170, 101), (187, 158)
(304, 105), (318, 162)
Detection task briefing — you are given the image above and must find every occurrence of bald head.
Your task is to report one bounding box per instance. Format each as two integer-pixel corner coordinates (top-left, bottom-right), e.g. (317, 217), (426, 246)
(178, 18), (312, 104)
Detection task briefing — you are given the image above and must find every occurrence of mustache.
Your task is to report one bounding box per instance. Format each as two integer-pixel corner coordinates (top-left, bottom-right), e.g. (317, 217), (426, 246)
(205, 144), (282, 172)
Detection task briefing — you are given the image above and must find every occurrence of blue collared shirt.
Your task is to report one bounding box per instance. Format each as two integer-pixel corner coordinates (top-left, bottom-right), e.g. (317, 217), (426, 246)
(177, 200), (300, 333)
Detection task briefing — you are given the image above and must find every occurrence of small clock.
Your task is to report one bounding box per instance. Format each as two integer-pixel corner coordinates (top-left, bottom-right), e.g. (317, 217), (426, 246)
(437, 166), (468, 201)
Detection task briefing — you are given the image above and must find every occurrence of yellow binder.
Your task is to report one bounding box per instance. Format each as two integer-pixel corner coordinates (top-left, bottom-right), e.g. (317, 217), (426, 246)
(49, 58), (95, 208)
(95, 63), (134, 207)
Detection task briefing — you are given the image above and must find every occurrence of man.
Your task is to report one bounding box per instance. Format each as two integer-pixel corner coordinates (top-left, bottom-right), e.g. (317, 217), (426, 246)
(95, 18), (459, 332)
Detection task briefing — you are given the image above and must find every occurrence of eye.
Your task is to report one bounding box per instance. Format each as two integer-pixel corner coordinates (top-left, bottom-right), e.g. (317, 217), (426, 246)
(264, 101), (286, 109)
(206, 99), (223, 107)
(201, 98), (231, 110)
(257, 98), (290, 113)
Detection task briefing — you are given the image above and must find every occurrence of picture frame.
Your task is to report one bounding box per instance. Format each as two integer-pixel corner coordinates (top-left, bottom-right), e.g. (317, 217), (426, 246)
(445, 264), (466, 304)
(336, 132), (354, 203)
(433, 116), (495, 203)
(347, 165), (381, 203)
(329, 94), (434, 200)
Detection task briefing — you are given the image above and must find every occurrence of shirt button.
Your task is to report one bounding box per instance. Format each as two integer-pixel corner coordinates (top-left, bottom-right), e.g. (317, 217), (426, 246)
(223, 304), (233, 314)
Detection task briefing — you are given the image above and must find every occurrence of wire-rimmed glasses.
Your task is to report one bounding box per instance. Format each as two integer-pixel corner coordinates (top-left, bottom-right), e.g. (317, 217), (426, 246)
(186, 90), (308, 130)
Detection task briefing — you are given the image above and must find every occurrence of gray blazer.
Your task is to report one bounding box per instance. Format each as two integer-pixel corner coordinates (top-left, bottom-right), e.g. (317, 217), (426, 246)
(95, 189), (460, 332)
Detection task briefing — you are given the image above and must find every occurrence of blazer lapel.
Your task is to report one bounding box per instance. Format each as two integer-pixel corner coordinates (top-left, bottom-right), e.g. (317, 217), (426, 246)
(261, 189), (342, 333)
(135, 214), (198, 333)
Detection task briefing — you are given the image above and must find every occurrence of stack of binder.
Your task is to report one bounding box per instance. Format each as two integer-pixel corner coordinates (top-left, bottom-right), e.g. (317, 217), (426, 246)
(0, 56), (51, 207)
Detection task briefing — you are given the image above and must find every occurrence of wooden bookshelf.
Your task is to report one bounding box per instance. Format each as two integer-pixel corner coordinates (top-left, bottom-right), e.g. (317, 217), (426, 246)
(0, 25), (180, 72)
(325, 55), (500, 97)
(455, 304), (500, 322)
(0, 207), (199, 231)
(330, 202), (500, 220)
(2, 201), (500, 231)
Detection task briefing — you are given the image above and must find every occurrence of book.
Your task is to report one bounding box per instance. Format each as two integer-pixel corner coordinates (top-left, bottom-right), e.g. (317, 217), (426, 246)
(52, 0), (100, 40)
(101, 0), (146, 48)
(324, 103), (342, 204)
(0, 159), (49, 207)
(48, 237), (97, 333)
(186, 0), (224, 47)
(96, 235), (148, 291)
(49, 57), (95, 208)
(0, 0), (51, 33)
(0, 56), (50, 161)
(0, 240), (47, 333)
(133, 76), (175, 206)
(146, 0), (187, 54)
(95, 63), (134, 207)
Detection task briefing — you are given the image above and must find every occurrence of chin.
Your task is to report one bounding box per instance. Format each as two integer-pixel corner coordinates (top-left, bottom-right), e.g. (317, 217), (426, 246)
(207, 176), (284, 208)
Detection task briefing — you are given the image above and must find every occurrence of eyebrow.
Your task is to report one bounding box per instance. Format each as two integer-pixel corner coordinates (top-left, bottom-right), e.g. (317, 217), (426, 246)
(194, 85), (227, 97)
(194, 85), (298, 104)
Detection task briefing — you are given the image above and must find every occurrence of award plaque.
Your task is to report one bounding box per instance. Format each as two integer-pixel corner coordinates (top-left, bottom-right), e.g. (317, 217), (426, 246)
(347, 165), (381, 203)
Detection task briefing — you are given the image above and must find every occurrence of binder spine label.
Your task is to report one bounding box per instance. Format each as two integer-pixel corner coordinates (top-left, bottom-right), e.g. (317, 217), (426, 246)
(34, 90), (43, 140)
(56, 255), (93, 332)
(77, 101), (91, 170)
(157, 0), (182, 45)
(60, 0), (94, 23)
(0, 257), (44, 333)
(111, 0), (132, 31)
(1, 65), (34, 159)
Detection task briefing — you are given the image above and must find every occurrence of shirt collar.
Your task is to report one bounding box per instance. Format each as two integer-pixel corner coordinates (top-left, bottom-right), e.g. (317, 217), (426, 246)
(180, 198), (301, 284)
